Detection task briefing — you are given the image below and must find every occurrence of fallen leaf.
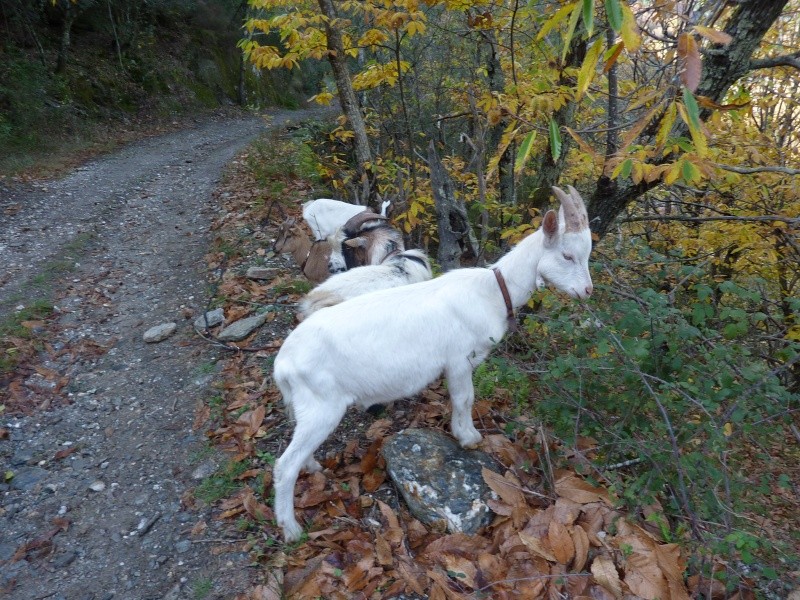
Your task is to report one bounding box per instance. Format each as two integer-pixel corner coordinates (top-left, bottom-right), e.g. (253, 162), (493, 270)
(591, 555), (622, 599)
(549, 520), (575, 565)
(482, 467), (525, 507)
(518, 531), (556, 562)
(555, 472), (611, 505)
(571, 523), (590, 572)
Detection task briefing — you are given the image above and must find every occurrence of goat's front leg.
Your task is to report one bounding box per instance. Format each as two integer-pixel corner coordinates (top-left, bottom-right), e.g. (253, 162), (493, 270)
(445, 362), (482, 449)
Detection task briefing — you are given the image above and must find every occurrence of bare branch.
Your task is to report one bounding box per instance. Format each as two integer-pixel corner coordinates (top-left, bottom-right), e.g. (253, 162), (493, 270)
(623, 215), (799, 225)
(712, 163), (800, 176)
(750, 50), (800, 71)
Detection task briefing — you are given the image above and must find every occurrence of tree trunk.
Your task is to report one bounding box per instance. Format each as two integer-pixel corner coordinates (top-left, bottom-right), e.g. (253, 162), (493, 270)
(587, 0), (791, 239)
(521, 36), (586, 210)
(55, 3), (76, 74)
(317, 0), (374, 205)
(428, 141), (479, 271)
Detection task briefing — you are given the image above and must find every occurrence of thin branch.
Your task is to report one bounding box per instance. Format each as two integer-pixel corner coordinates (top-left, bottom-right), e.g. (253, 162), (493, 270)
(622, 215), (800, 225)
(750, 50), (800, 71)
(712, 163), (800, 176)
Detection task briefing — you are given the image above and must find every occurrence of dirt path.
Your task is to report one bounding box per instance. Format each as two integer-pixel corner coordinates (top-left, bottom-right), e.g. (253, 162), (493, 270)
(0, 108), (318, 600)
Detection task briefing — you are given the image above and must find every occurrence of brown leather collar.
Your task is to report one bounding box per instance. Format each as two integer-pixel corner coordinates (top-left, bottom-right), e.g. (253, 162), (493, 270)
(493, 268), (517, 332)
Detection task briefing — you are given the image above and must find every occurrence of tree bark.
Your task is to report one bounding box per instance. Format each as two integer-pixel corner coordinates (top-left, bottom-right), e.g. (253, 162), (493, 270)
(55, 2), (76, 74)
(317, 0), (374, 205)
(428, 141), (478, 271)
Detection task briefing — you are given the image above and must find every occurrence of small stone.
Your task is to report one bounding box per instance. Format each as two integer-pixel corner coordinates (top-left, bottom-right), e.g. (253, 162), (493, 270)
(9, 467), (49, 492)
(191, 459), (219, 480)
(89, 480), (106, 492)
(52, 550), (78, 569)
(175, 540), (191, 554)
(245, 266), (273, 280)
(143, 322), (177, 343)
(216, 312), (269, 342)
(193, 308), (224, 330)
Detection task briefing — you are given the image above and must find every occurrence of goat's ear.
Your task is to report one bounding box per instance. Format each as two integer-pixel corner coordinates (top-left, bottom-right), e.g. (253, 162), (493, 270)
(542, 210), (559, 246)
(344, 237), (367, 248)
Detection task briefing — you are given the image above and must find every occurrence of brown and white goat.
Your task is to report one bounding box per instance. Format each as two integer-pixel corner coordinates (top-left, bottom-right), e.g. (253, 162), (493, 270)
(272, 218), (337, 283)
(327, 211), (406, 273)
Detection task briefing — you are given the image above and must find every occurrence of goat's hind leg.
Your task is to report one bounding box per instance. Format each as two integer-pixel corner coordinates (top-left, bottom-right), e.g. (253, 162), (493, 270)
(274, 396), (346, 542)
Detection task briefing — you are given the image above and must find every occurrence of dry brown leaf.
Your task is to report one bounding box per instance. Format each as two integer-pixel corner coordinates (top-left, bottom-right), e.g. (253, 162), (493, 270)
(397, 559), (427, 595)
(365, 418), (392, 440)
(518, 531), (556, 562)
(377, 500), (401, 529)
(548, 521), (575, 565)
(427, 567), (469, 600)
(442, 553), (478, 589)
(677, 32), (702, 92)
(482, 467), (525, 507)
(693, 25), (733, 45)
(555, 473), (611, 505)
(53, 446), (78, 460)
(193, 403), (211, 430)
(571, 524), (590, 572)
(375, 532), (393, 566)
(190, 520), (208, 537)
(242, 489), (271, 521)
(591, 555), (622, 599)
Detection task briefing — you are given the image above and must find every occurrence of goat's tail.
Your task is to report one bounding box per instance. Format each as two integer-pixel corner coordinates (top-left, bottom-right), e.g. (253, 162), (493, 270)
(298, 290), (343, 319)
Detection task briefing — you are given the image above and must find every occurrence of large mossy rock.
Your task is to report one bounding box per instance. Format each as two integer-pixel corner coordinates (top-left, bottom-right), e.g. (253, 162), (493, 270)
(382, 428), (498, 534)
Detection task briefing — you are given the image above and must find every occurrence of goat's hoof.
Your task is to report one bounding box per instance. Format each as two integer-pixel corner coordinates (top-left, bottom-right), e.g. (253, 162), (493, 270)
(456, 429), (482, 449)
(302, 458), (322, 473)
(280, 519), (304, 543)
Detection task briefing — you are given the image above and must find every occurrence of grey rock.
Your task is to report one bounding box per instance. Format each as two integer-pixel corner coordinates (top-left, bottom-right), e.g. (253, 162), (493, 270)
(175, 540), (191, 553)
(191, 458), (219, 480)
(216, 312), (269, 342)
(245, 266), (274, 280)
(382, 428), (498, 535)
(143, 322), (177, 343)
(193, 308), (224, 330)
(9, 466), (49, 491)
(52, 550), (78, 568)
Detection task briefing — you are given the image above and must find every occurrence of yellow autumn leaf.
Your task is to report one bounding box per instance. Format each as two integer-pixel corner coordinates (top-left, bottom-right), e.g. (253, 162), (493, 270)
(723, 422), (733, 436)
(620, 2), (641, 52)
(576, 37), (604, 101)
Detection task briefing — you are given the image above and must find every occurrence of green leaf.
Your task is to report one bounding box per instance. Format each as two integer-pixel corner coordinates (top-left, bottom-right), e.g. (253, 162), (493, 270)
(582, 0), (594, 38)
(549, 118), (562, 162)
(682, 87), (701, 129)
(562, 1), (583, 64)
(605, 0), (622, 32)
(514, 131), (537, 174)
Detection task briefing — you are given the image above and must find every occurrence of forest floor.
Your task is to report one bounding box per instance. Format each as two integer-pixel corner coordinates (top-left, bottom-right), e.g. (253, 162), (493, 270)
(0, 106), (328, 600)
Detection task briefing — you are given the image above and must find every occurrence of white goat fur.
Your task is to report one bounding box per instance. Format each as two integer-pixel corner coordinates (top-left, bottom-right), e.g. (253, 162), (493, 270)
(302, 198), (391, 241)
(298, 249), (432, 319)
(273, 186), (594, 542)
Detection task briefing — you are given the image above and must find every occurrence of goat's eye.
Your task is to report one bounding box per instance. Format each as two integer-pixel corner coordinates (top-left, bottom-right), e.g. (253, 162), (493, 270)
(563, 253), (575, 262)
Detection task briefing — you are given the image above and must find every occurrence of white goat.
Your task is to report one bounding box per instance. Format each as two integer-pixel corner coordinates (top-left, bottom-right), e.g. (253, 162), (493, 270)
(272, 185), (593, 542)
(302, 199), (366, 241)
(298, 249), (432, 320)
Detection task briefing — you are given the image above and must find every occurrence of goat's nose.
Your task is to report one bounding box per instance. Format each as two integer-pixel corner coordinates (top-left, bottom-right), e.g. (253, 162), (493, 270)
(585, 284), (593, 297)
